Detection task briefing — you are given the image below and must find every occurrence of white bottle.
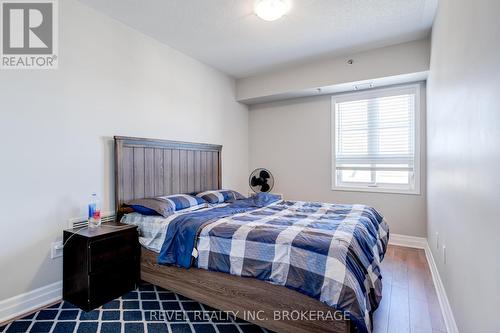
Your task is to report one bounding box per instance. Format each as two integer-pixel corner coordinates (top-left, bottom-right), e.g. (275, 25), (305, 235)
(88, 193), (102, 228)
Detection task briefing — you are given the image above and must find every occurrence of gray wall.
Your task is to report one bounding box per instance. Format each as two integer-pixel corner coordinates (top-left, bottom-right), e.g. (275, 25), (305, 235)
(249, 84), (427, 237)
(0, 0), (248, 300)
(426, 0), (500, 332)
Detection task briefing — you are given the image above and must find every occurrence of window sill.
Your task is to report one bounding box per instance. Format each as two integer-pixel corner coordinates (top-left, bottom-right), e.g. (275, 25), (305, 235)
(331, 186), (421, 195)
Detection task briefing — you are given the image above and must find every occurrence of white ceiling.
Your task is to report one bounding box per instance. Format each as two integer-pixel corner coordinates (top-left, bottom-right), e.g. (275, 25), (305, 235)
(78, 0), (438, 78)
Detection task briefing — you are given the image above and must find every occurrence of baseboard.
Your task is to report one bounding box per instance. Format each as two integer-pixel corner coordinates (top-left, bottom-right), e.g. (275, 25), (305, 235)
(0, 281), (62, 324)
(388, 233), (427, 249)
(424, 244), (459, 333)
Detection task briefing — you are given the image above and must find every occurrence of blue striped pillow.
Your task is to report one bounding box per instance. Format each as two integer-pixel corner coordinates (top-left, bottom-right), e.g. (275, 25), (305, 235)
(158, 194), (208, 212)
(196, 190), (245, 204)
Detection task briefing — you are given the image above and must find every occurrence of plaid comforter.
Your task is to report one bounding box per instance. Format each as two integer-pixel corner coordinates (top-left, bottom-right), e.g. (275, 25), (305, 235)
(123, 196), (389, 333)
(195, 200), (389, 333)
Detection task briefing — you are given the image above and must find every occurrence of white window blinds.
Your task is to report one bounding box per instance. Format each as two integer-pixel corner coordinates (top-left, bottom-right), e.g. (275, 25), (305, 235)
(332, 85), (420, 193)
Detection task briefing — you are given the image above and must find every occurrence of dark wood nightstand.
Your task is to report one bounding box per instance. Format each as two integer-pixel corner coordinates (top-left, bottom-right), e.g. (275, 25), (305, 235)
(62, 222), (140, 311)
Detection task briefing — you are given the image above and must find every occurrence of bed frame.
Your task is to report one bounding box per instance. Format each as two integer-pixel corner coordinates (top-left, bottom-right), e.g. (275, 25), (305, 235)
(114, 136), (353, 333)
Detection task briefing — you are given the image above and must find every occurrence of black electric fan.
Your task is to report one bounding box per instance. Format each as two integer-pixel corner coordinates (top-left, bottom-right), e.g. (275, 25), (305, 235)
(249, 168), (274, 193)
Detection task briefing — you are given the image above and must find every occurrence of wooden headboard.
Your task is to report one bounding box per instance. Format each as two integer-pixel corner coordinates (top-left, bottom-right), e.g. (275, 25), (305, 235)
(114, 136), (222, 212)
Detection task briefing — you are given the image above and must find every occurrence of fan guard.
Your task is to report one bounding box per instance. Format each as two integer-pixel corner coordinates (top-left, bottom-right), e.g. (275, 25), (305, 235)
(249, 168), (274, 193)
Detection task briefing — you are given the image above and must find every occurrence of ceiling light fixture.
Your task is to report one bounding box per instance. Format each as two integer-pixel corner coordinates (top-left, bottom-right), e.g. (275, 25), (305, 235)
(254, 0), (289, 22)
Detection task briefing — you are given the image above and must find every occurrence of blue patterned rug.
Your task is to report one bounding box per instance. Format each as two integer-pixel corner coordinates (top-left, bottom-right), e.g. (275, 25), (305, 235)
(0, 282), (271, 333)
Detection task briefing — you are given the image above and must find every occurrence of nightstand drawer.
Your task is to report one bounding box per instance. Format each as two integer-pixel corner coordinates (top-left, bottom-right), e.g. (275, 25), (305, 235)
(88, 267), (137, 309)
(88, 231), (137, 274)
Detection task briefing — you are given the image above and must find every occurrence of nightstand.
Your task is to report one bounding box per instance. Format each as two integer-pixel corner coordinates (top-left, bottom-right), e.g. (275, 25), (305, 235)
(62, 222), (140, 311)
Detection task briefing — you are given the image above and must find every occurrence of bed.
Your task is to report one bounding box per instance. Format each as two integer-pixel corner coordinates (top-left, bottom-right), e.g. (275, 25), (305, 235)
(114, 136), (389, 333)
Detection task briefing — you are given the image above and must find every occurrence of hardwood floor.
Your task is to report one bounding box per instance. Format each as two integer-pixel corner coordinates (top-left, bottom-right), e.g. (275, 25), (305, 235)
(373, 245), (447, 333)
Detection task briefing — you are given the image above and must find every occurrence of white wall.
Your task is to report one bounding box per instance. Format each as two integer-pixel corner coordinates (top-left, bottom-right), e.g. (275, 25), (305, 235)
(426, 0), (500, 332)
(0, 0), (248, 300)
(237, 38), (430, 103)
(249, 83), (427, 237)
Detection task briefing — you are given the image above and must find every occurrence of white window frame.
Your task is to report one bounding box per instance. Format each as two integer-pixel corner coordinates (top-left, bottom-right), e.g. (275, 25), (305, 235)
(331, 84), (421, 195)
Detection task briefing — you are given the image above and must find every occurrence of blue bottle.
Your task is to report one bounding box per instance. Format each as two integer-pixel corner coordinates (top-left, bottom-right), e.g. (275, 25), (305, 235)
(88, 193), (102, 228)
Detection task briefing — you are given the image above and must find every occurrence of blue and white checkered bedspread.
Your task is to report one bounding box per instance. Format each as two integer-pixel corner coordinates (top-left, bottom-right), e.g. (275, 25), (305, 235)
(196, 200), (388, 333)
(123, 197), (389, 333)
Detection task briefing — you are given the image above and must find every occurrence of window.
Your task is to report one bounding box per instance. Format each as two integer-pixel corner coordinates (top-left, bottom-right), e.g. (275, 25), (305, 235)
(331, 84), (421, 194)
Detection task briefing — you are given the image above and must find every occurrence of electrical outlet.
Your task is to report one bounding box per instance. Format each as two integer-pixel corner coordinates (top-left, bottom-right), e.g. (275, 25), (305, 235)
(442, 245), (446, 264)
(436, 232), (439, 249)
(51, 241), (63, 259)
